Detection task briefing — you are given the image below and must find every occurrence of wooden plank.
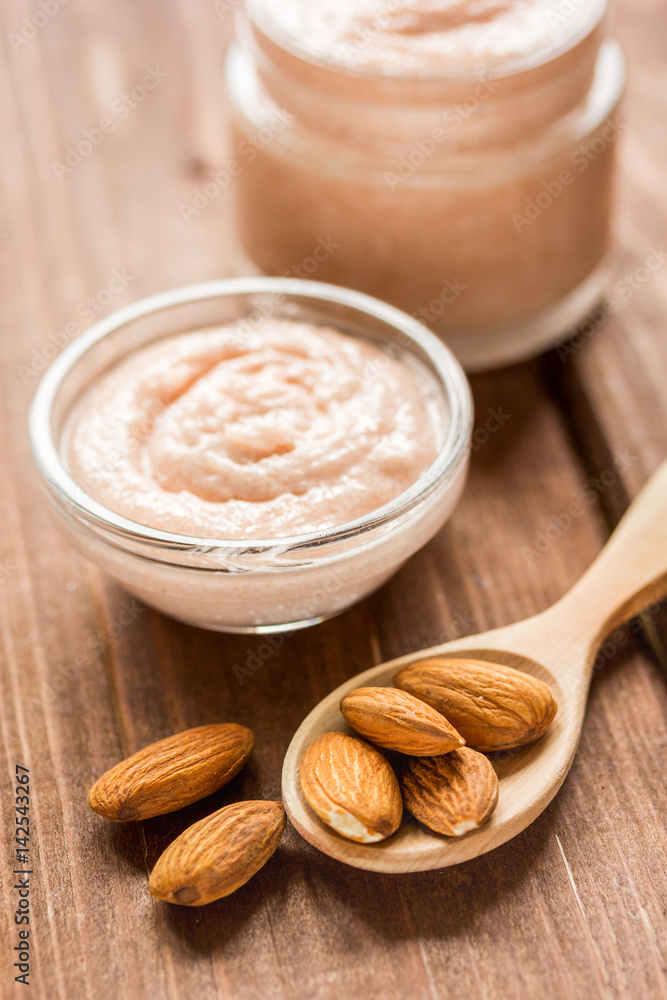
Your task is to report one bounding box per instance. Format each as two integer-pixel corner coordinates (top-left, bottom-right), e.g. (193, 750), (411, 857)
(540, 0), (667, 664)
(543, 0), (667, 490)
(0, 1), (665, 998)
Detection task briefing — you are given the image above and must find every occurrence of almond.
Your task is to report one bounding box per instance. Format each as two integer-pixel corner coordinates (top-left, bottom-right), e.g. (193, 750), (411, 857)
(149, 800), (286, 905)
(88, 723), (254, 821)
(300, 732), (402, 843)
(340, 687), (465, 755)
(400, 748), (499, 837)
(394, 658), (557, 751)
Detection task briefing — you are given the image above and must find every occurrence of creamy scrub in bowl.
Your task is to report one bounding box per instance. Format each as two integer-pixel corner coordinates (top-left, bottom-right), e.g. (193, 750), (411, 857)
(30, 280), (472, 633)
(67, 320), (439, 538)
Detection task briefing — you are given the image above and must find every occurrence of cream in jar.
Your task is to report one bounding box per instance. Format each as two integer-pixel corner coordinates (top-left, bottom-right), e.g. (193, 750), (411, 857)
(66, 319), (439, 538)
(226, 0), (625, 369)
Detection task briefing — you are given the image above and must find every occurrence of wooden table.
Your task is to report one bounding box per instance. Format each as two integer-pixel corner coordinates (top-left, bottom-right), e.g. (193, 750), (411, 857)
(1, 2), (666, 998)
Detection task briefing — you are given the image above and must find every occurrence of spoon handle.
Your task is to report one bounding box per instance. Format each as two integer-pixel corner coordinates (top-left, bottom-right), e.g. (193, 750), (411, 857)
(553, 459), (667, 648)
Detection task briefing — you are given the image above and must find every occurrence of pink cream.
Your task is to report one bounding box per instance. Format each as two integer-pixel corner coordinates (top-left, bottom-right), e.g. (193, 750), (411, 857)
(66, 319), (440, 539)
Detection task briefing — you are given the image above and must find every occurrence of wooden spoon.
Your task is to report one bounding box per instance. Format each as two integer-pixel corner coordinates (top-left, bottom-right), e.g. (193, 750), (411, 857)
(282, 460), (667, 872)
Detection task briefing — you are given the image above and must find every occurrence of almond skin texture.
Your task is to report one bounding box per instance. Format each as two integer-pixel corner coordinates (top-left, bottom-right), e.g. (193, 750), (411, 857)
(149, 800), (286, 906)
(400, 748), (499, 837)
(340, 687), (465, 756)
(88, 724), (254, 821)
(394, 658), (558, 751)
(300, 732), (402, 843)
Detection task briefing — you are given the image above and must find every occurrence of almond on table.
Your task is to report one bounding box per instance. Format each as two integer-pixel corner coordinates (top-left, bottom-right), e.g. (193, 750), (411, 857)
(299, 732), (402, 844)
(400, 748), (499, 838)
(394, 658), (557, 752)
(340, 687), (465, 756)
(88, 723), (254, 822)
(149, 800), (286, 906)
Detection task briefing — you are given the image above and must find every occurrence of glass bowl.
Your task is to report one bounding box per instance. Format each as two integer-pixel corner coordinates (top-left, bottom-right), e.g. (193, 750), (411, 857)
(28, 278), (473, 633)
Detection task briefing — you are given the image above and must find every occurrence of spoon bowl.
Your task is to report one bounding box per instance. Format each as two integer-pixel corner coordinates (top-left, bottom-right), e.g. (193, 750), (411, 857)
(282, 460), (667, 872)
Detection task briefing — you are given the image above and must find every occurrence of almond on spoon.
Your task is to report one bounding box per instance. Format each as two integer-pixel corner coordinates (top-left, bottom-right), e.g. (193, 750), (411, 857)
(394, 658), (557, 751)
(300, 732), (402, 843)
(340, 686), (464, 755)
(400, 748), (499, 837)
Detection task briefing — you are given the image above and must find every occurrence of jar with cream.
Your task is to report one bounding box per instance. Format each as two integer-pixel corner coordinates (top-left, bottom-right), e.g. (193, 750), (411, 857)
(225, 0), (626, 369)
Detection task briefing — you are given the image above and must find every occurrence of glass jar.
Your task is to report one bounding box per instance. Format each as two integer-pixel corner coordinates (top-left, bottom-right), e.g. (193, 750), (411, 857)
(224, 0), (626, 370)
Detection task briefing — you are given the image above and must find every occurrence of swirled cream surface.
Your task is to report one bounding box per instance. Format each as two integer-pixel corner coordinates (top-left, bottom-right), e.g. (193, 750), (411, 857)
(66, 320), (440, 539)
(252, 0), (606, 77)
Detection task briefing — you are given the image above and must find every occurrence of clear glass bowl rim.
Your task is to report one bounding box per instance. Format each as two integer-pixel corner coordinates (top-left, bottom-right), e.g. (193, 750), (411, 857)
(28, 277), (473, 558)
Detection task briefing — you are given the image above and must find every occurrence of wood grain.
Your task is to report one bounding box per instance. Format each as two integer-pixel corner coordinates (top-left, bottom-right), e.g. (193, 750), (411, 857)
(0, 1), (665, 998)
